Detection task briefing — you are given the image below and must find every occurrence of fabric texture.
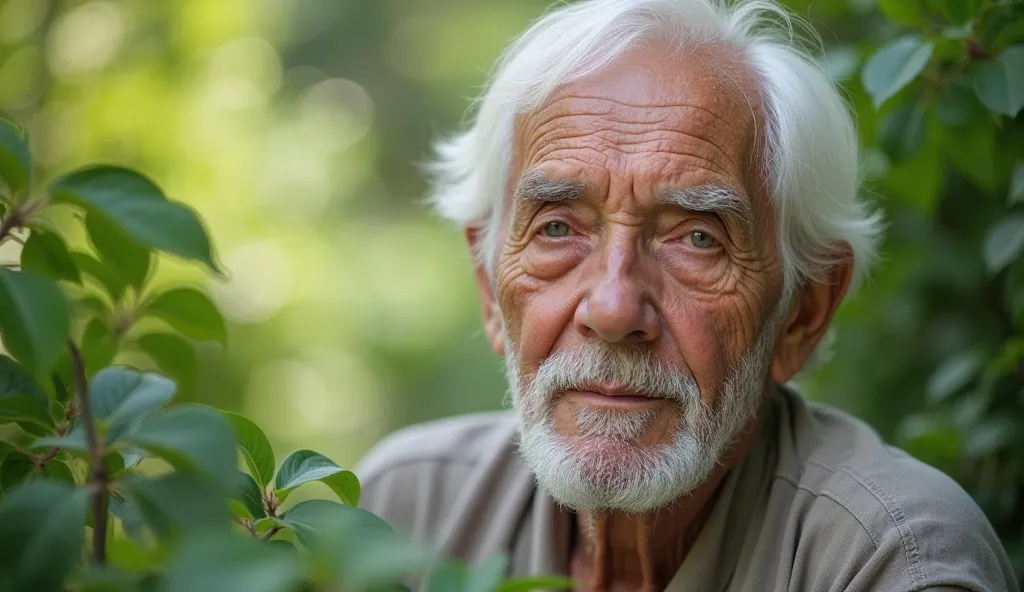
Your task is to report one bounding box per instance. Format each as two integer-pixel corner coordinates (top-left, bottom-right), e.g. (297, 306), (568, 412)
(356, 386), (1019, 591)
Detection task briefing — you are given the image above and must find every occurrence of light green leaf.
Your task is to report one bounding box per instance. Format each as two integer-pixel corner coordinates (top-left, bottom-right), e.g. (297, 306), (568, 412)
(0, 354), (43, 397)
(465, 554), (508, 592)
(221, 411), (275, 487)
(274, 449), (360, 506)
(497, 576), (577, 592)
(862, 35), (934, 109)
(1009, 162), (1024, 205)
(71, 252), (126, 302)
(89, 367), (176, 443)
(142, 287), (226, 344)
(49, 166), (217, 270)
(0, 480), (88, 592)
(73, 295), (110, 319)
(137, 332), (197, 397)
(121, 472), (231, 538)
(161, 531), (302, 592)
(0, 393), (53, 432)
(126, 404), (237, 490)
(80, 318), (118, 379)
(20, 229), (81, 285)
(973, 45), (1024, 117)
(232, 470), (267, 519)
(0, 268), (70, 377)
(85, 210), (151, 289)
(427, 562), (467, 592)
(0, 117), (30, 200)
(984, 214), (1024, 273)
(32, 428), (89, 454)
(926, 351), (982, 403)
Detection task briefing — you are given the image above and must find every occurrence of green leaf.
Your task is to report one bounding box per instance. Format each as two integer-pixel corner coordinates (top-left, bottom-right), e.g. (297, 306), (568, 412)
(49, 166), (218, 270)
(32, 428), (89, 453)
(161, 532), (302, 592)
(73, 295), (110, 319)
(81, 318), (119, 379)
(879, 100), (928, 162)
(142, 287), (226, 344)
(427, 562), (467, 592)
(125, 404), (237, 490)
(0, 354), (43, 397)
(0, 393), (53, 432)
(497, 576), (577, 592)
(927, 0), (982, 25)
(863, 35), (934, 109)
(878, 0), (925, 26)
(1009, 162), (1024, 205)
(108, 492), (146, 541)
(71, 252), (126, 302)
(964, 418), (1016, 459)
(927, 351), (982, 403)
(121, 472), (231, 538)
(0, 268), (70, 377)
(44, 459), (75, 484)
(0, 117), (30, 200)
(973, 45), (1024, 116)
(0, 480), (88, 592)
(984, 214), (1024, 273)
(233, 470), (267, 519)
(274, 449), (360, 506)
(137, 332), (197, 397)
(221, 411), (275, 487)
(465, 554), (508, 592)
(89, 367), (176, 443)
(0, 452), (35, 492)
(85, 210), (152, 289)
(20, 229), (81, 285)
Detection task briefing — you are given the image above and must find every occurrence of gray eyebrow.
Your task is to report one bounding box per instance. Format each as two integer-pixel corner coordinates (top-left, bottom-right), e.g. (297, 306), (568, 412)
(512, 170), (585, 206)
(659, 184), (753, 226)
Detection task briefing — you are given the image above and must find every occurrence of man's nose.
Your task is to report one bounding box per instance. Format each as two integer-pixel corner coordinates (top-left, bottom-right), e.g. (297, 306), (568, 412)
(573, 248), (660, 344)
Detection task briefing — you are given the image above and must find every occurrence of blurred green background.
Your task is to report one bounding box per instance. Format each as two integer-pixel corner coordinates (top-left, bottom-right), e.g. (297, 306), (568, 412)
(0, 0), (1021, 570)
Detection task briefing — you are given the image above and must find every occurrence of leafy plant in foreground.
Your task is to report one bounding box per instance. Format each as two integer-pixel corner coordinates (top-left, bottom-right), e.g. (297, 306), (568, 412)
(0, 115), (573, 592)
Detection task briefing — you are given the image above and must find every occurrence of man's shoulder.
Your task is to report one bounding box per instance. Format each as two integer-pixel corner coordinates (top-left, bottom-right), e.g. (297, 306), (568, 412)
(778, 391), (1017, 590)
(356, 409), (519, 484)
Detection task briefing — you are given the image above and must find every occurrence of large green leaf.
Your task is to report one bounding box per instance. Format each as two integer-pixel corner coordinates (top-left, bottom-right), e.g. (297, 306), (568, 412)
(0, 354), (43, 397)
(80, 318), (119, 379)
(879, 100), (928, 162)
(973, 45), (1024, 117)
(274, 449), (360, 506)
(121, 472), (231, 538)
(862, 35), (934, 108)
(0, 480), (88, 592)
(984, 214), (1024, 273)
(161, 531), (302, 592)
(89, 367), (176, 443)
(125, 404), (237, 490)
(137, 332), (197, 397)
(141, 287), (226, 344)
(233, 470), (267, 519)
(20, 229), (81, 285)
(85, 211), (151, 289)
(221, 411), (275, 487)
(926, 350), (982, 403)
(0, 393), (53, 432)
(71, 252), (126, 302)
(0, 452), (35, 492)
(0, 117), (30, 200)
(465, 554), (508, 592)
(878, 0), (925, 26)
(49, 166), (217, 270)
(0, 268), (70, 377)
(426, 563), (467, 592)
(32, 427), (89, 454)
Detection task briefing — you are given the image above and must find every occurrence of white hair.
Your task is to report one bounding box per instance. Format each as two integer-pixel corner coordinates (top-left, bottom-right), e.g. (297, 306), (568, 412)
(426, 0), (883, 297)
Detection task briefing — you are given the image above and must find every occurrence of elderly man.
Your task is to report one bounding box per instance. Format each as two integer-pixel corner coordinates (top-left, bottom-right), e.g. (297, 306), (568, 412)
(356, 0), (1018, 590)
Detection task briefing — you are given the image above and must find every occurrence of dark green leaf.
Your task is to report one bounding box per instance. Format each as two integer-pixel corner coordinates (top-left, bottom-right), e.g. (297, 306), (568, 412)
(934, 78), (987, 128)
(0, 117), (30, 200)
(0, 452), (35, 492)
(878, 0), (925, 26)
(426, 562), (466, 592)
(233, 470), (267, 519)
(161, 532), (302, 592)
(71, 565), (144, 592)
(44, 459), (75, 484)
(72, 252), (126, 302)
(497, 576), (577, 592)
(879, 100), (928, 162)
(1009, 162), (1024, 205)
(973, 45), (1024, 116)
(89, 367), (176, 443)
(927, 0), (982, 25)
(465, 554), (508, 592)
(121, 472), (231, 538)
(221, 411), (275, 487)
(108, 492), (146, 541)
(126, 404), (237, 490)
(49, 166), (218, 270)
(0, 393), (53, 432)
(20, 229), (81, 284)
(137, 332), (197, 397)
(984, 214), (1024, 273)
(0, 268), (70, 377)
(85, 210), (151, 289)
(863, 35), (934, 108)
(274, 449), (360, 506)
(0, 354), (43, 397)
(0, 480), (88, 592)
(142, 287), (226, 343)
(81, 318), (119, 379)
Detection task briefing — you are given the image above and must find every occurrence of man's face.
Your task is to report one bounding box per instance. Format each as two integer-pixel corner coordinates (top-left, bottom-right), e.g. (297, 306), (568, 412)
(486, 44), (788, 511)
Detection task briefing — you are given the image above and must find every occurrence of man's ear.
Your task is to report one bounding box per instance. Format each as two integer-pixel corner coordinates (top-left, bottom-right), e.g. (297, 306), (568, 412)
(466, 226), (505, 356)
(770, 252), (853, 383)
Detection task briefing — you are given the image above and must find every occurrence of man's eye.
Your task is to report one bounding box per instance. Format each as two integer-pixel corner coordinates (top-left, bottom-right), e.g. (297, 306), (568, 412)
(689, 230), (716, 249)
(542, 221), (571, 238)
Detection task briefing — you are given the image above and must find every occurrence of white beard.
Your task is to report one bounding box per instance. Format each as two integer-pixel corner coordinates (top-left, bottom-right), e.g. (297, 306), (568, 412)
(505, 309), (784, 514)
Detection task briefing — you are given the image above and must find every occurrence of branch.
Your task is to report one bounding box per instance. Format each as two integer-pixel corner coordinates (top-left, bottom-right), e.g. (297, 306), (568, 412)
(260, 525), (283, 541)
(69, 341), (108, 564)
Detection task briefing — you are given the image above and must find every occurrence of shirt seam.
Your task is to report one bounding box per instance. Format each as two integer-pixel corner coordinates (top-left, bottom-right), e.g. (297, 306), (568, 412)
(772, 473), (882, 549)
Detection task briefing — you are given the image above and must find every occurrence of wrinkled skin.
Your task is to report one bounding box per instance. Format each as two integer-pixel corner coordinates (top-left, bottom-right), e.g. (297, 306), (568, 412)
(469, 42), (852, 590)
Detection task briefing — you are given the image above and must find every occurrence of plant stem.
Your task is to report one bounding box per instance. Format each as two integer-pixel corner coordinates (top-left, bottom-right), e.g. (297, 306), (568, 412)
(69, 341), (108, 564)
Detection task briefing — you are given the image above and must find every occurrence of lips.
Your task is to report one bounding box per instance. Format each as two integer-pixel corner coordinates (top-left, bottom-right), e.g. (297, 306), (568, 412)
(565, 383), (663, 408)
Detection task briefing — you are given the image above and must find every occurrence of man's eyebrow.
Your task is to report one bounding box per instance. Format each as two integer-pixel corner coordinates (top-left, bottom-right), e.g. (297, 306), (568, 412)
(512, 170), (585, 206)
(658, 184), (753, 226)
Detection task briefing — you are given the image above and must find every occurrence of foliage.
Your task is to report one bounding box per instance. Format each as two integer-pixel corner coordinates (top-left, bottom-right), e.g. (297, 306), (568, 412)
(0, 115), (571, 592)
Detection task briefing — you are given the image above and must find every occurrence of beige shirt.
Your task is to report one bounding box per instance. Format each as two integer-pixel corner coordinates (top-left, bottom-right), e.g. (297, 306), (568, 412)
(356, 386), (1018, 591)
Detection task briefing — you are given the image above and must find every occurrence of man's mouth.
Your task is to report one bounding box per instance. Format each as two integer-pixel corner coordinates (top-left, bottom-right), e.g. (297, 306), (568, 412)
(564, 383), (664, 409)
